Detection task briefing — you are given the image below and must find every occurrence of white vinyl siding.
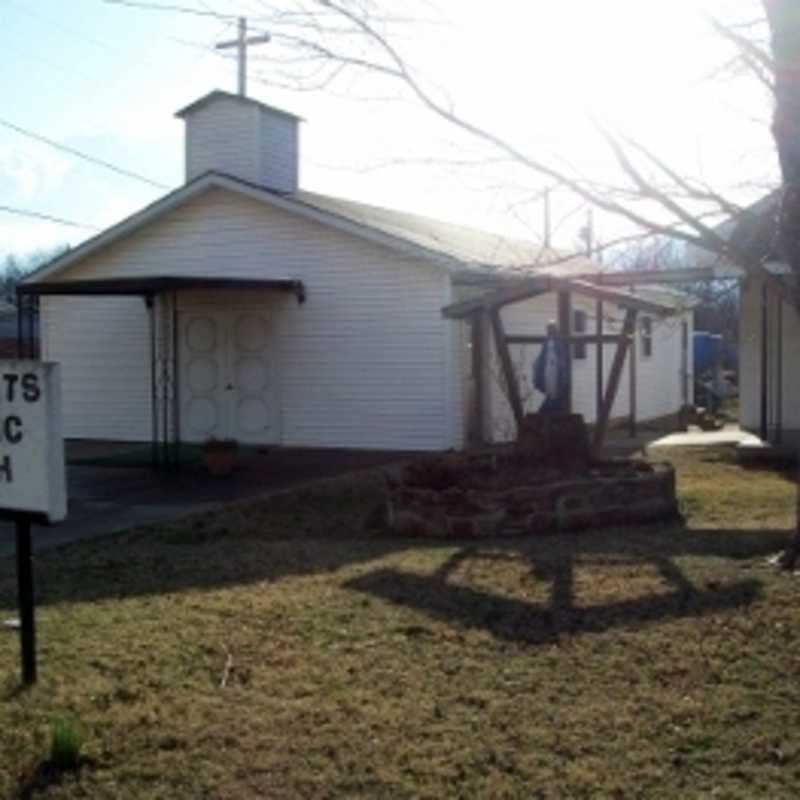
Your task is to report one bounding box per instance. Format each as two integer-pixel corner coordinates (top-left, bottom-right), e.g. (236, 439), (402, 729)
(41, 188), (455, 451)
(41, 296), (151, 441)
(740, 275), (800, 443)
(258, 109), (299, 193)
(183, 97), (299, 192)
(185, 98), (261, 184)
(739, 277), (761, 434)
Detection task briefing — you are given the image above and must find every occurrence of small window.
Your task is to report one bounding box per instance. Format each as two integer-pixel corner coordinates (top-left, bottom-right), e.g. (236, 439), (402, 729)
(573, 309), (587, 360)
(641, 316), (653, 358)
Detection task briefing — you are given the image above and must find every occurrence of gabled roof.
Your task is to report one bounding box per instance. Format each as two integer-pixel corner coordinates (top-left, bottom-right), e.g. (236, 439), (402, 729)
(293, 190), (598, 282)
(24, 171), (602, 286)
(175, 90), (303, 123)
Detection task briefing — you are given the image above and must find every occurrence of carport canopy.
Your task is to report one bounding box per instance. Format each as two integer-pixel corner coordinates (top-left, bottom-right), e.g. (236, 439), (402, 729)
(16, 274), (306, 471)
(17, 275), (305, 302)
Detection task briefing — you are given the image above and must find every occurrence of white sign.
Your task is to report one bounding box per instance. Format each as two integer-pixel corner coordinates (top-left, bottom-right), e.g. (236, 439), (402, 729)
(0, 360), (66, 523)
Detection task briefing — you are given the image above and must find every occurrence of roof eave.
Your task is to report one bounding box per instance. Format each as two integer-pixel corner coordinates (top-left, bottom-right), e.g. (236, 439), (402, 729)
(23, 172), (473, 285)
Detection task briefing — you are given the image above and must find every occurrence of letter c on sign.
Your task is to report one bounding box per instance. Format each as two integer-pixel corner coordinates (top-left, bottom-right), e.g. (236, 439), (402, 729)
(4, 416), (22, 444)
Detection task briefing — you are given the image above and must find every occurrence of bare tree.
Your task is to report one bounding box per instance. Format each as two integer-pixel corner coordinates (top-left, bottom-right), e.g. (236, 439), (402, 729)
(614, 236), (739, 348)
(242, 2), (771, 267)
(241, 0), (800, 564)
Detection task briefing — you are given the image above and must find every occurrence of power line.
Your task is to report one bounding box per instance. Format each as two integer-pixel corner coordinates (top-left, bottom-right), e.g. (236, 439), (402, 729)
(0, 206), (100, 231)
(0, 117), (169, 190)
(7, 0), (115, 52)
(103, 0), (246, 20)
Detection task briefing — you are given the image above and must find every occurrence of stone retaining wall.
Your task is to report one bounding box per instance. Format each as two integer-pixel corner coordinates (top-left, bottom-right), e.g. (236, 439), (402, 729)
(384, 458), (677, 538)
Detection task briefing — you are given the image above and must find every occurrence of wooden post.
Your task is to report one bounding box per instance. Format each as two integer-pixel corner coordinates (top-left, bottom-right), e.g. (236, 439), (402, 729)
(592, 308), (637, 452)
(629, 319), (637, 438)
(557, 290), (573, 412)
(471, 311), (487, 445)
(490, 308), (524, 428)
(596, 300), (604, 424)
(680, 320), (689, 408)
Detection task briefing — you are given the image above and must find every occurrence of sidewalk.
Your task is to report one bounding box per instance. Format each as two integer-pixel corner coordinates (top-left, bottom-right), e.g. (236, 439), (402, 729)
(0, 445), (409, 558)
(647, 425), (760, 449)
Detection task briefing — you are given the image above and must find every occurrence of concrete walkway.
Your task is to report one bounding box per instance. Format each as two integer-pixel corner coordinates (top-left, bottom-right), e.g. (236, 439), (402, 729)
(0, 445), (409, 558)
(647, 425), (760, 449)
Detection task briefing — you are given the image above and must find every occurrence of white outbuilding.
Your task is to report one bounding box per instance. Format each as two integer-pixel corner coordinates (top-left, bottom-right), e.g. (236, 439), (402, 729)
(21, 90), (694, 455)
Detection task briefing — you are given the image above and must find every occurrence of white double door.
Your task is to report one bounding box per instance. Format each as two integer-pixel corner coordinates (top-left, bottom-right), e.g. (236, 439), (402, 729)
(180, 307), (277, 444)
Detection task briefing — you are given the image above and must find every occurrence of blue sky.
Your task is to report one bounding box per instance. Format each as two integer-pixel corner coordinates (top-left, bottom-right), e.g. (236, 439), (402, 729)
(0, 0), (774, 263)
(1, 0), (232, 256)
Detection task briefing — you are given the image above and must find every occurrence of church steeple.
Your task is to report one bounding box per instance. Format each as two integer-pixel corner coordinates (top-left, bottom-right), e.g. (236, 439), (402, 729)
(175, 91), (301, 193)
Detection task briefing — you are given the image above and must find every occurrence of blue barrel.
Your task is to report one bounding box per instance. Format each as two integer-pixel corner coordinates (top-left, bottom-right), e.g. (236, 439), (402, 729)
(693, 332), (722, 375)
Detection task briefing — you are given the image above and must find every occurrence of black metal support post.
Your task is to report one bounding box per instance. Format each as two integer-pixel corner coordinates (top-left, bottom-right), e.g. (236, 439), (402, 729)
(29, 295), (37, 359)
(760, 282), (769, 441)
(146, 295), (159, 471)
(171, 291), (180, 472)
(15, 517), (36, 685)
(16, 295), (24, 359)
(776, 295), (784, 444)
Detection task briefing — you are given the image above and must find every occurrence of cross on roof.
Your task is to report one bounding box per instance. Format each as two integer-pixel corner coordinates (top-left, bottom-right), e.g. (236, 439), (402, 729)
(215, 17), (271, 97)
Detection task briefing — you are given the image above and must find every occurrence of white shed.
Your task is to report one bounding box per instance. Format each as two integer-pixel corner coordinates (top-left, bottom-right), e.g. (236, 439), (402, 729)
(22, 90), (694, 454)
(738, 264), (800, 447)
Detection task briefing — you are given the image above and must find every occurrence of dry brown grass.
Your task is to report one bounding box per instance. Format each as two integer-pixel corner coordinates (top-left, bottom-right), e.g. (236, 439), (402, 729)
(0, 446), (798, 798)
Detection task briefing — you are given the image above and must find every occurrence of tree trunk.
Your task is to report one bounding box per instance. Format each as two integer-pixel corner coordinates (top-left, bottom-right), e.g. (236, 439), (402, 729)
(765, 1), (800, 274)
(765, 0), (800, 569)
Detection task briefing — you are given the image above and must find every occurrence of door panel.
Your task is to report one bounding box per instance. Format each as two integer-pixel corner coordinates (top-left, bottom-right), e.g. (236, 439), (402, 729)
(180, 309), (276, 444)
(182, 312), (228, 441)
(229, 311), (275, 443)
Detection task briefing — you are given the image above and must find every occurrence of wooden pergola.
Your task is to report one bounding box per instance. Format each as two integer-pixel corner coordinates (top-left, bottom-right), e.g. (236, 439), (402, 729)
(442, 274), (679, 451)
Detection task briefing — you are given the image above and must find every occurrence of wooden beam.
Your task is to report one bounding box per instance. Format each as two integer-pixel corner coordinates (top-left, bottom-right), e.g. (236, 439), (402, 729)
(557, 289), (573, 412)
(490, 308), (525, 428)
(590, 266), (721, 286)
(592, 308), (637, 452)
(442, 272), (681, 321)
(441, 278), (551, 319)
(550, 277), (674, 317)
(596, 300), (604, 424)
(471, 311), (487, 445)
(506, 334), (619, 346)
(629, 320), (637, 438)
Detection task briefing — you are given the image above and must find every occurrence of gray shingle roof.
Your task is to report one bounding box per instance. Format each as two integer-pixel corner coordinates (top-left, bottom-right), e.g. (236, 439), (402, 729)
(292, 189), (598, 283)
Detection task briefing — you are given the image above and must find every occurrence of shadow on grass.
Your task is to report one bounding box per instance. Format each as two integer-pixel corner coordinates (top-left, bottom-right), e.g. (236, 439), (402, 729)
(0, 504), (789, 647)
(14, 758), (92, 800)
(344, 526), (785, 646)
(345, 567), (760, 646)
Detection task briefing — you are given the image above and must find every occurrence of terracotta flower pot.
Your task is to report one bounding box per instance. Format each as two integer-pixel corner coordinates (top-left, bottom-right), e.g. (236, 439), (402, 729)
(203, 440), (238, 476)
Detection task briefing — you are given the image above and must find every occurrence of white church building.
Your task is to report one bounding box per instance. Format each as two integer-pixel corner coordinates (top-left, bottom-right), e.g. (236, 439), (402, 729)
(21, 90), (694, 454)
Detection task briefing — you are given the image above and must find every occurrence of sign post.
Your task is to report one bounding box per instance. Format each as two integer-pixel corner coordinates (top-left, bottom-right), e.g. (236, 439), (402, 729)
(0, 360), (67, 686)
(16, 517), (35, 684)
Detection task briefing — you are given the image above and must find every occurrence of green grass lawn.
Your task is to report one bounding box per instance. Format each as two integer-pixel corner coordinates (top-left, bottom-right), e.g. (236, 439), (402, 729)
(1, 447), (799, 798)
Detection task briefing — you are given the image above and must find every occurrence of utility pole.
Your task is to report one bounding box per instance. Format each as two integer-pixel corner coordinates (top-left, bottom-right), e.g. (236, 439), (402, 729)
(216, 17), (271, 97)
(584, 207), (594, 258)
(543, 188), (552, 249)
